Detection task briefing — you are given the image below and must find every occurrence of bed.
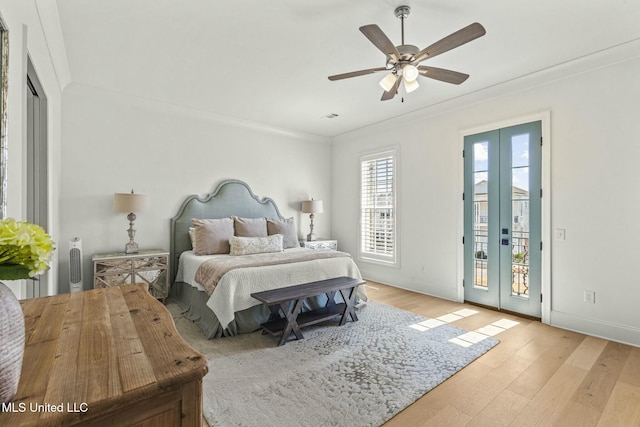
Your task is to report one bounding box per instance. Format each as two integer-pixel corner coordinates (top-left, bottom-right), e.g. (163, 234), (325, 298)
(169, 179), (364, 338)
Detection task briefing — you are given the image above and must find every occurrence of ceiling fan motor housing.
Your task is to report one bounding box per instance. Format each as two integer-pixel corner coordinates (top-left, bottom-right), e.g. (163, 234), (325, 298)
(396, 44), (419, 60)
(387, 44), (419, 74)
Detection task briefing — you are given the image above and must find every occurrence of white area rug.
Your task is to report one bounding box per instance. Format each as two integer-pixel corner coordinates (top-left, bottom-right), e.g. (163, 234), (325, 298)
(170, 301), (499, 427)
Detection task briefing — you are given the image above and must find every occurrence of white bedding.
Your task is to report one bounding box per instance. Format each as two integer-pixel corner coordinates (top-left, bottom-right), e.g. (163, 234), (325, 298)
(175, 247), (364, 329)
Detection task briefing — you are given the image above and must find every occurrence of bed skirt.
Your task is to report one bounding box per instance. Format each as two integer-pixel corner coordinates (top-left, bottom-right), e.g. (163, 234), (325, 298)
(169, 281), (341, 338)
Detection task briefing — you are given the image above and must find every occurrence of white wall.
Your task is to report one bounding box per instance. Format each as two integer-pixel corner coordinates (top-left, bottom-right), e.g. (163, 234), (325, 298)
(59, 84), (332, 292)
(331, 48), (640, 346)
(0, 1), (66, 298)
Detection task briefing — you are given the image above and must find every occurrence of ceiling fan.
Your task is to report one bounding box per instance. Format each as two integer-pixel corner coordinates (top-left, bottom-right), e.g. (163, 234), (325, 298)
(328, 5), (486, 101)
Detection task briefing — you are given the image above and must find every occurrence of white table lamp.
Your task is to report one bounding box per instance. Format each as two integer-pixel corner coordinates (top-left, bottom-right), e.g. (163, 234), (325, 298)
(301, 199), (323, 241)
(113, 190), (149, 254)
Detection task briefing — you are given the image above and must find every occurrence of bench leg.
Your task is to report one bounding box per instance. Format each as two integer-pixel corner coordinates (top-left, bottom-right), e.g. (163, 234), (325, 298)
(262, 305), (282, 334)
(325, 291), (337, 307)
(338, 286), (359, 326)
(267, 305), (281, 321)
(278, 299), (304, 346)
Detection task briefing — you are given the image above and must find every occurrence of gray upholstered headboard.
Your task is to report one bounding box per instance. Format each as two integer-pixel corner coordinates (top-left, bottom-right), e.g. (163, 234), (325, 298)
(169, 179), (283, 283)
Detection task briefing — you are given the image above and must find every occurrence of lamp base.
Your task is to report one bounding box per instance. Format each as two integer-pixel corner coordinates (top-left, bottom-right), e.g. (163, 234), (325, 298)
(125, 213), (139, 254)
(306, 233), (317, 241)
(125, 241), (139, 254)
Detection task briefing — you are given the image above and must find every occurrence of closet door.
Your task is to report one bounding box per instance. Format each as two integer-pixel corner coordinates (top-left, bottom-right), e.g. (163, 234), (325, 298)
(26, 58), (48, 298)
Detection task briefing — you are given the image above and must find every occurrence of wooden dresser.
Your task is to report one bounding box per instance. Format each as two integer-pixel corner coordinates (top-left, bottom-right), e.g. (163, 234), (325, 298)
(0, 284), (208, 426)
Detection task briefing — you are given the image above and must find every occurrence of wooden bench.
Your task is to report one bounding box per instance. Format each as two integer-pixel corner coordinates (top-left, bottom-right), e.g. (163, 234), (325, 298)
(251, 276), (364, 346)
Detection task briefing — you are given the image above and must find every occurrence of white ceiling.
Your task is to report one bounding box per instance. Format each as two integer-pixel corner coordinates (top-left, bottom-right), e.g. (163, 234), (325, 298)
(53, 0), (640, 138)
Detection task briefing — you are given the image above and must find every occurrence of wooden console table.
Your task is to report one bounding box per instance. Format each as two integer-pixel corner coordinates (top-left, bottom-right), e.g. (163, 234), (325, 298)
(251, 276), (364, 346)
(0, 284), (208, 426)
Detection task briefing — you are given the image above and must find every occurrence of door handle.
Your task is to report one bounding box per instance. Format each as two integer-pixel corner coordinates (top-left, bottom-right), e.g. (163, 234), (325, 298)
(501, 228), (510, 245)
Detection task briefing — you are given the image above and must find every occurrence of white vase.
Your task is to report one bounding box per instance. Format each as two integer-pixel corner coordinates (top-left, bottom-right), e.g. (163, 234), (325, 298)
(0, 281), (25, 403)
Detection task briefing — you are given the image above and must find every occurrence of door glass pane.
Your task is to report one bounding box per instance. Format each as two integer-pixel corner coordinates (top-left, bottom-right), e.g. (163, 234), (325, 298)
(511, 134), (530, 167)
(511, 134), (529, 297)
(473, 142), (488, 289)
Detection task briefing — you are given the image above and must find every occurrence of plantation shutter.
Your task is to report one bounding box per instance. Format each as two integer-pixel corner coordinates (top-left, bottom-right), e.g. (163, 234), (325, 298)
(360, 150), (396, 264)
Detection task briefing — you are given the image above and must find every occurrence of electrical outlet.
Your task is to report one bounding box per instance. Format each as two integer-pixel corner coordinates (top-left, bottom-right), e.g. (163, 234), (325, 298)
(584, 290), (595, 304)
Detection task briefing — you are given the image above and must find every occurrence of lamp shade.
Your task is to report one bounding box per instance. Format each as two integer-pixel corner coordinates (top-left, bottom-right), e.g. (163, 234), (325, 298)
(379, 73), (397, 92)
(113, 192), (149, 213)
(402, 64), (419, 82)
(301, 199), (323, 214)
(404, 78), (420, 93)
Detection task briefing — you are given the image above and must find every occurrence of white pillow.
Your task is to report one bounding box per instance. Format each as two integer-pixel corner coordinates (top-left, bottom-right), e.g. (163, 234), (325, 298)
(229, 234), (283, 256)
(188, 227), (196, 248)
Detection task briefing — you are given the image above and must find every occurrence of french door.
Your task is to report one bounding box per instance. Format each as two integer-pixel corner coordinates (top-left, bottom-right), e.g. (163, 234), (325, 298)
(464, 121), (542, 318)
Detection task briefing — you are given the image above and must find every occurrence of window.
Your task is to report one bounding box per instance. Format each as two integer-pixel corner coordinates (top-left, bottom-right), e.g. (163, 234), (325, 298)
(360, 149), (397, 265)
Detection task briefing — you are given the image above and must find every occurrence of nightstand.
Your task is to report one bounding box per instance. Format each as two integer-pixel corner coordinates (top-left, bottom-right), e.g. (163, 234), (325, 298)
(92, 249), (169, 301)
(300, 239), (338, 251)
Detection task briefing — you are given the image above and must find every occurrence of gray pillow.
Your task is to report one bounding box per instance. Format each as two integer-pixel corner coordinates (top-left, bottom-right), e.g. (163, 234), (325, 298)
(191, 218), (234, 255)
(266, 217), (299, 249)
(234, 217), (268, 237)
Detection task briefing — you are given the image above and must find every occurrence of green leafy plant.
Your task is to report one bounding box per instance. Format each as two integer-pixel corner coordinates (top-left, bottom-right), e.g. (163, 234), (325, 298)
(513, 252), (525, 264)
(0, 218), (55, 280)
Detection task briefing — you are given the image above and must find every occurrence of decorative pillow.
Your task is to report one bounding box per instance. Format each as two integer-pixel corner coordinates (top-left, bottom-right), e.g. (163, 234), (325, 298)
(188, 227), (196, 248)
(191, 218), (234, 255)
(229, 234), (283, 256)
(233, 217), (268, 237)
(266, 217), (299, 249)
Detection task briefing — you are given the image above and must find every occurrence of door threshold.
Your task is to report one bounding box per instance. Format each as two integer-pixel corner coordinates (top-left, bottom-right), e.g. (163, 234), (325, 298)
(464, 300), (541, 322)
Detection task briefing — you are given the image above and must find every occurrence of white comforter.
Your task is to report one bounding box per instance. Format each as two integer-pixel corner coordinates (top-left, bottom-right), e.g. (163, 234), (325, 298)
(176, 247), (364, 328)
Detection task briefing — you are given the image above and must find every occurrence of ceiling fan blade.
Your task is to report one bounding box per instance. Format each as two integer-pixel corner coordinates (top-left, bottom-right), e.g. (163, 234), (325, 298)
(328, 67), (386, 81)
(418, 66), (469, 85)
(360, 24), (401, 61)
(413, 22), (486, 62)
(381, 75), (401, 101)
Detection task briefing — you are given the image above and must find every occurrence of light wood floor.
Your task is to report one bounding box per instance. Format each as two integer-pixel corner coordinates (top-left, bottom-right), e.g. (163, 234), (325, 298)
(366, 282), (640, 427)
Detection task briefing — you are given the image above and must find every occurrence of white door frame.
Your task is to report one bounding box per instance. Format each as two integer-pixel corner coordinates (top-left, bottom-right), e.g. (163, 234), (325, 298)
(457, 111), (551, 323)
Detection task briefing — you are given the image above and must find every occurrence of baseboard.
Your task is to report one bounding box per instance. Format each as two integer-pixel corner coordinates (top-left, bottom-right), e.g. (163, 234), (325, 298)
(550, 310), (640, 348)
(362, 277), (459, 303)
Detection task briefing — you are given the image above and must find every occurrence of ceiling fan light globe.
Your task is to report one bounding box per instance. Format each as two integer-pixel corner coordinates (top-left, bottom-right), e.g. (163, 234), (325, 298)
(403, 64), (419, 82)
(379, 73), (397, 92)
(404, 78), (420, 93)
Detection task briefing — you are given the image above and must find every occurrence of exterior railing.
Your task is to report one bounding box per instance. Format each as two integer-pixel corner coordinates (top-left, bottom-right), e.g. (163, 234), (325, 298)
(473, 229), (529, 296)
